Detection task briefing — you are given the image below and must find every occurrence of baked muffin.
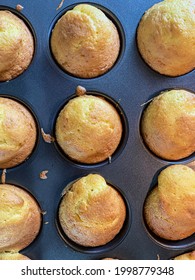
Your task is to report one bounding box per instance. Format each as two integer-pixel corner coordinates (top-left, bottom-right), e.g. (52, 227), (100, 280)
(137, 0), (195, 76)
(102, 258), (119, 260)
(51, 4), (120, 78)
(0, 252), (30, 260)
(173, 251), (195, 260)
(0, 184), (41, 252)
(0, 10), (34, 81)
(55, 94), (122, 164)
(59, 174), (126, 247)
(0, 97), (37, 168)
(141, 89), (195, 160)
(144, 165), (195, 240)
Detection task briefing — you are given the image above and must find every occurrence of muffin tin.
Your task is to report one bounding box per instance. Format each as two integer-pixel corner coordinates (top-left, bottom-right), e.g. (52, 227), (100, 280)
(0, 0), (194, 260)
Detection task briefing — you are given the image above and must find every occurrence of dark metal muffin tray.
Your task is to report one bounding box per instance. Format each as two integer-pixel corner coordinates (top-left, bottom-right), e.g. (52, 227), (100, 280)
(0, 0), (194, 260)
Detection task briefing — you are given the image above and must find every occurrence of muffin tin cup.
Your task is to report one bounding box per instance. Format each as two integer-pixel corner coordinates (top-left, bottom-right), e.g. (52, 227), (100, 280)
(55, 175), (131, 254)
(142, 165), (195, 251)
(138, 87), (195, 165)
(0, 95), (40, 171)
(52, 90), (129, 169)
(47, 2), (126, 81)
(143, 219), (195, 251)
(0, 5), (37, 83)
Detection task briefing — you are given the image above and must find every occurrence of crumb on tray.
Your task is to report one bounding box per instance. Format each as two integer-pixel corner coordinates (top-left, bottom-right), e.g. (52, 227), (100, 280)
(16, 4), (24, 11)
(140, 97), (154, 107)
(76, 85), (87, 96)
(56, 0), (65, 10)
(41, 128), (55, 143)
(1, 169), (6, 184)
(40, 170), (48, 180)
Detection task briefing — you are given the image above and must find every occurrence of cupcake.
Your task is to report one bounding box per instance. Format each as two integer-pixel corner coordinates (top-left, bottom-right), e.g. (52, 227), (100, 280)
(137, 0), (195, 76)
(51, 4), (120, 78)
(144, 165), (195, 240)
(58, 174), (126, 247)
(0, 97), (37, 169)
(55, 92), (122, 164)
(0, 252), (30, 260)
(141, 89), (195, 161)
(0, 10), (34, 81)
(173, 251), (195, 260)
(0, 184), (41, 252)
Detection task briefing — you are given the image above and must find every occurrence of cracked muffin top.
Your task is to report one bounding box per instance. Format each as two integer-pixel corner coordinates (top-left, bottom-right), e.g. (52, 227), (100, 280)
(141, 89), (195, 161)
(0, 97), (37, 168)
(59, 174), (126, 247)
(144, 165), (195, 240)
(0, 10), (34, 81)
(51, 4), (120, 78)
(137, 0), (195, 76)
(55, 94), (122, 164)
(0, 184), (41, 253)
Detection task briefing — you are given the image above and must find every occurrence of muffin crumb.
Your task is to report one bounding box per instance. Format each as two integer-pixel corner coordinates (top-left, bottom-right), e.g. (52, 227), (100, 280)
(141, 97), (154, 107)
(16, 4), (24, 11)
(1, 169), (6, 184)
(41, 128), (55, 143)
(40, 170), (48, 180)
(56, 0), (65, 10)
(76, 86), (87, 96)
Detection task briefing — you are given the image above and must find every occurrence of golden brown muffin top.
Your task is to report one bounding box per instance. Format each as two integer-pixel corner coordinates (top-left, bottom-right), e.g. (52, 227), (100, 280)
(144, 165), (195, 240)
(173, 250), (195, 260)
(137, 0), (195, 76)
(56, 94), (122, 164)
(51, 4), (120, 78)
(0, 252), (30, 260)
(102, 258), (119, 260)
(0, 10), (34, 81)
(0, 184), (41, 252)
(59, 174), (126, 247)
(141, 89), (195, 160)
(0, 97), (37, 168)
